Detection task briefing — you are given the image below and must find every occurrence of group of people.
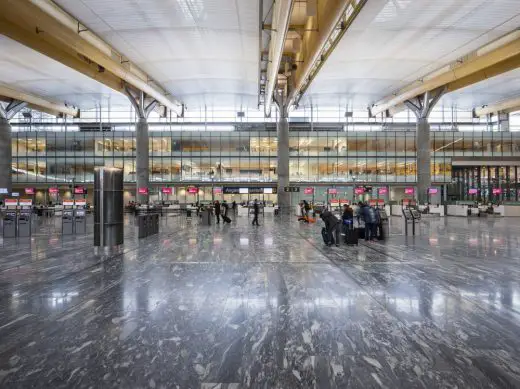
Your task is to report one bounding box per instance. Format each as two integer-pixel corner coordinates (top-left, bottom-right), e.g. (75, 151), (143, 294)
(214, 200), (240, 224)
(319, 201), (381, 246)
(357, 201), (382, 241)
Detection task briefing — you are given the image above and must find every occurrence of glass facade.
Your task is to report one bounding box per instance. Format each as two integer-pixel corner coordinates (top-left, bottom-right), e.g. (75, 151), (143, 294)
(451, 166), (520, 202)
(11, 130), (520, 186)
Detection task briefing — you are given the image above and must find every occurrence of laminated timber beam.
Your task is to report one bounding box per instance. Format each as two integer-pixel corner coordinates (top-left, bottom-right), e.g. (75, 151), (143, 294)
(0, 83), (78, 118)
(287, 0), (368, 107)
(370, 30), (520, 117)
(474, 96), (520, 117)
(0, 0), (183, 117)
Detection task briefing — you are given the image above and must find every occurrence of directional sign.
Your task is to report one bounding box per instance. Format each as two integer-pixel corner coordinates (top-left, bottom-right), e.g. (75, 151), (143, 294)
(284, 187), (300, 193)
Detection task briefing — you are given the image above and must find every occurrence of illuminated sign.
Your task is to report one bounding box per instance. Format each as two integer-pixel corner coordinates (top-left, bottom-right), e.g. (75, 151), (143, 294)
(161, 187), (173, 195)
(49, 187), (59, 194)
(25, 188), (35, 195)
(328, 188), (338, 195)
(138, 187), (149, 195)
(304, 188), (314, 195)
(378, 187), (388, 195)
(404, 188), (415, 195)
(428, 188), (438, 194)
(468, 188), (478, 195)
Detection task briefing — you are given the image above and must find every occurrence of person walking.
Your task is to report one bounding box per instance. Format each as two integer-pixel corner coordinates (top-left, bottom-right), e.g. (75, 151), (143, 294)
(232, 200), (237, 215)
(252, 199), (260, 226)
(214, 200), (221, 224)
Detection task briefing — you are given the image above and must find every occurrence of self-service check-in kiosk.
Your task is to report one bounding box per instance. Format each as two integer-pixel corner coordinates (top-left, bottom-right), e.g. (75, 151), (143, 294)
(74, 209), (86, 234)
(402, 208), (415, 236)
(378, 209), (389, 240)
(62, 208), (74, 235)
(3, 210), (17, 238)
(18, 207), (32, 237)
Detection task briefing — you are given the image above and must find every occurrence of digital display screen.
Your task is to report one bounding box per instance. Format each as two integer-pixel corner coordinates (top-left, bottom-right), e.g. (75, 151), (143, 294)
(161, 187), (173, 194)
(468, 188), (478, 195)
(378, 187), (388, 195)
(404, 188), (414, 195)
(138, 187), (149, 195)
(354, 187), (364, 195)
(187, 187), (198, 194)
(304, 188), (314, 195)
(11, 192), (19, 197)
(25, 188), (35, 195)
(74, 186), (86, 194)
(49, 187), (59, 194)
(428, 188), (438, 194)
(492, 188), (502, 195)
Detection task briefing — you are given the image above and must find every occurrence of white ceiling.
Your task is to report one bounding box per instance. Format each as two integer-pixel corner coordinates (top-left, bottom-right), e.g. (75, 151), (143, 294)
(54, 0), (260, 110)
(301, 0), (520, 110)
(0, 35), (127, 110)
(0, 0), (519, 114)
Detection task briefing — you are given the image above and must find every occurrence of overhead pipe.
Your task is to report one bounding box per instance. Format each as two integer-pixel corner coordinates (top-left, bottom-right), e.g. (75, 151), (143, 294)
(264, 0), (294, 116)
(25, 0), (184, 116)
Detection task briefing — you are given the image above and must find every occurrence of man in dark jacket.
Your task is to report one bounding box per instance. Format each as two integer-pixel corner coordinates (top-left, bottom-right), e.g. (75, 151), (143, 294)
(320, 209), (340, 246)
(252, 199), (260, 226)
(362, 203), (377, 241)
(214, 200), (221, 224)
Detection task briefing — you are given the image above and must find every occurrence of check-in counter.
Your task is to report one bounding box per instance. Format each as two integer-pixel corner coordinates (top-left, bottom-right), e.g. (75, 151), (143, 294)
(429, 205), (445, 216)
(447, 204), (469, 216)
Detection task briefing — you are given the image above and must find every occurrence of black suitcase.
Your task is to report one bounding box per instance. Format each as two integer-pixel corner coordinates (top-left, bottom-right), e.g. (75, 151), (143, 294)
(344, 224), (359, 245)
(357, 227), (365, 240)
(222, 215), (232, 223)
(321, 227), (330, 244)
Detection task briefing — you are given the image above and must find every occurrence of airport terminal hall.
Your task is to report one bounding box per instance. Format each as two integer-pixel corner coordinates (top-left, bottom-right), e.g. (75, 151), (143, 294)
(4, 0), (520, 388)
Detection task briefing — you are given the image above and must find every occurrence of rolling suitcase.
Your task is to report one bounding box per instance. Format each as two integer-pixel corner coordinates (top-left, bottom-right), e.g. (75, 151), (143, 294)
(357, 227), (365, 240)
(222, 215), (232, 224)
(321, 227), (330, 244)
(344, 221), (358, 245)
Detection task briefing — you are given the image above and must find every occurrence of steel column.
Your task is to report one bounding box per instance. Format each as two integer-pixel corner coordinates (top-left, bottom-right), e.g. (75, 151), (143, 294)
(405, 89), (445, 204)
(136, 118), (149, 204)
(277, 111), (290, 214)
(124, 86), (158, 204)
(0, 100), (27, 195)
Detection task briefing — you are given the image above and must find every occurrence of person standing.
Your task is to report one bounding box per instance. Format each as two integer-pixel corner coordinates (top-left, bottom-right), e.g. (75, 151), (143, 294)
(252, 199), (260, 226)
(320, 209), (340, 246)
(232, 200), (237, 215)
(362, 203), (377, 241)
(214, 200), (221, 224)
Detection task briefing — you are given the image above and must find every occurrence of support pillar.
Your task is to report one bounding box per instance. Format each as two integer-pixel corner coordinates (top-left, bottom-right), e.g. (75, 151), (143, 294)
(124, 86), (158, 204)
(0, 100), (27, 196)
(274, 93), (291, 214)
(404, 88), (445, 205)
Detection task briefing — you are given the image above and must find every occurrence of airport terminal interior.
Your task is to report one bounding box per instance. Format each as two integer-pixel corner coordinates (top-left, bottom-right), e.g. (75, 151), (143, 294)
(2, 0), (520, 387)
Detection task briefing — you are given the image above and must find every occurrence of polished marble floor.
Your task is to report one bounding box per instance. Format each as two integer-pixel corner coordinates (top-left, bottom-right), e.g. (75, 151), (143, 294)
(1, 213), (520, 388)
